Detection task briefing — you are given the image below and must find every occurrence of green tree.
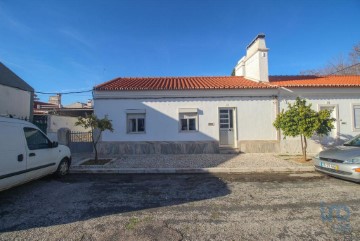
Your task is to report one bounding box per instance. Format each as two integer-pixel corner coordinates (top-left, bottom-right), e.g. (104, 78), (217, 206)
(273, 98), (335, 161)
(75, 114), (114, 162)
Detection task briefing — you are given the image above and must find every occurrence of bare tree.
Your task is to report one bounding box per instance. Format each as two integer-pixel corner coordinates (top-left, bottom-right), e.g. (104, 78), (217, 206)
(300, 42), (360, 75)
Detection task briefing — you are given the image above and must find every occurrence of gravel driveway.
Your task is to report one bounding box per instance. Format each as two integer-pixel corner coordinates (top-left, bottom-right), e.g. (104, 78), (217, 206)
(100, 153), (313, 168)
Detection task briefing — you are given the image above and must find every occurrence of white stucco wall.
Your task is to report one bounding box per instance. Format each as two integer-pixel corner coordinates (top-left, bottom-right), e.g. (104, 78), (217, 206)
(47, 115), (90, 133)
(245, 52), (266, 82)
(278, 88), (360, 154)
(94, 87), (360, 153)
(95, 96), (278, 143)
(0, 84), (31, 119)
(46, 115), (91, 141)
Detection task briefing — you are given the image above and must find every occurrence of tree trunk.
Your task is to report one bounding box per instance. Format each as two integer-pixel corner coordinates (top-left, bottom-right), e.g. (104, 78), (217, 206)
(303, 136), (307, 161)
(94, 142), (98, 162)
(300, 135), (304, 159)
(91, 128), (98, 163)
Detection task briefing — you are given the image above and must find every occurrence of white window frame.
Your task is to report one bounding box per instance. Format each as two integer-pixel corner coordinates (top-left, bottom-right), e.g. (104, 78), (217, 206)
(352, 104), (360, 132)
(178, 108), (198, 132)
(126, 110), (146, 134)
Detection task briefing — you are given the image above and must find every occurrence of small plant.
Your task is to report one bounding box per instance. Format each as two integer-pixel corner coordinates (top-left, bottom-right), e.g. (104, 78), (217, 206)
(75, 114), (113, 163)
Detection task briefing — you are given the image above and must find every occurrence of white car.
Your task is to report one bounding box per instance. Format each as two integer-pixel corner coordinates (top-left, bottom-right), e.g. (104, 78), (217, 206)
(0, 116), (71, 191)
(314, 134), (360, 183)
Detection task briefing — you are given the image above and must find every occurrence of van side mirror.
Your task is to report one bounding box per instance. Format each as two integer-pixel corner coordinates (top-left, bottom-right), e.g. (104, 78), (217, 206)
(52, 141), (58, 148)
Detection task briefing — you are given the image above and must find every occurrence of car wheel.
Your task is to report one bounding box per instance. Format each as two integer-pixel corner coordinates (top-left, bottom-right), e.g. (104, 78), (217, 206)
(56, 158), (70, 177)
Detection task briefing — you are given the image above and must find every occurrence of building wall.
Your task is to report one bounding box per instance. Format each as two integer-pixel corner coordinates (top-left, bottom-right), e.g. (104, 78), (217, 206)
(278, 88), (360, 154)
(95, 96), (278, 152)
(0, 84), (31, 120)
(94, 88), (360, 155)
(46, 115), (91, 141)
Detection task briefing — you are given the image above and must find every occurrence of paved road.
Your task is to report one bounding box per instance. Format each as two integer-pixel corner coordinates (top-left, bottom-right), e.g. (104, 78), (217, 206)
(0, 173), (359, 240)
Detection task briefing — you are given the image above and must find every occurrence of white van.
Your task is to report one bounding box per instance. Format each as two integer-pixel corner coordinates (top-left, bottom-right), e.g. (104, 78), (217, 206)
(0, 116), (71, 191)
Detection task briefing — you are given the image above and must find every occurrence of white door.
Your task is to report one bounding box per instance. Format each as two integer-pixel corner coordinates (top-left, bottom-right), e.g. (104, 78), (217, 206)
(23, 127), (58, 178)
(219, 108), (235, 147)
(319, 105), (338, 144)
(0, 124), (27, 190)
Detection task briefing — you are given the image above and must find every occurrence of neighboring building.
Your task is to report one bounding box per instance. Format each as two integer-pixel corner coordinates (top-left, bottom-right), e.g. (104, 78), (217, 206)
(0, 62), (34, 121)
(49, 94), (62, 107)
(33, 100), (59, 115)
(93, 34), (360, 155)
(64, 99), (93, 109)
(34, 97), (93, 117)
(33, 97), (93, 141)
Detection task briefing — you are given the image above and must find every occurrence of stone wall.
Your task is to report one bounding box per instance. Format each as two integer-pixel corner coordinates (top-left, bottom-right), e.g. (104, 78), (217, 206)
(97, 139), (330, 155)
(98, 141), (219, 155)
(238, 140), (280, 153)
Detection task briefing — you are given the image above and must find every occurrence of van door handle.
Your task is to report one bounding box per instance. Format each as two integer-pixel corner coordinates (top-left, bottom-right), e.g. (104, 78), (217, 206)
(17, 154), (24, 162)
(29, 153), (36, 157)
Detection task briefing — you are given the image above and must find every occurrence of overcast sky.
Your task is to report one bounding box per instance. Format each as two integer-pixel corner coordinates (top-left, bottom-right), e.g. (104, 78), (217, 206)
(0, 0), (359, 104)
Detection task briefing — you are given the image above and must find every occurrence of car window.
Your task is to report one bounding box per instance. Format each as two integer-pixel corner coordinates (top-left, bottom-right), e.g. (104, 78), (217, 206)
(344, 135), (360, 147)
(23, 127), (51, 150)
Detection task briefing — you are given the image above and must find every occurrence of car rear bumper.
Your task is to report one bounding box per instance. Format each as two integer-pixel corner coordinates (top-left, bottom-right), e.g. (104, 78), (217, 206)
(314, 159), (360, 183)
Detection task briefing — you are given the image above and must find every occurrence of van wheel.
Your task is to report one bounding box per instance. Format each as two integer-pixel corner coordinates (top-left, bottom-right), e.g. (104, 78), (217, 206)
(56, 158), (70, 177)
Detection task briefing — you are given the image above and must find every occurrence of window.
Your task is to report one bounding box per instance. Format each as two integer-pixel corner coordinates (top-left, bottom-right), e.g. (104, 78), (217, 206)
(24, 127), (51, 150)
(179, 108), (198, 132)
(127, 113), (145, 133)
(353, 105), (360, 130)
(219, 109), (233, 129)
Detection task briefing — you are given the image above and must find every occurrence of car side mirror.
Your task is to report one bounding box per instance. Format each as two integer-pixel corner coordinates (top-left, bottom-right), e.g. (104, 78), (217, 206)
(52, 141), (58, 148)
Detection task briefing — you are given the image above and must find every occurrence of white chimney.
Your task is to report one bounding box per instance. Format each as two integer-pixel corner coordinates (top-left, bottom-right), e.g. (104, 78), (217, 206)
(234, 34), (269, 82)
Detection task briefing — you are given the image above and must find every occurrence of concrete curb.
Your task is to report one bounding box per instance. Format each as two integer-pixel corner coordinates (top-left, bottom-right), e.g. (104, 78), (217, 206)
(70, 166), (315, 174)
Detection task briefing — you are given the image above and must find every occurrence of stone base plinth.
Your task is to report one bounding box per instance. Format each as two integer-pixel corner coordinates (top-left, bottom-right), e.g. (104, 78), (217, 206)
(98, 141), (220, 155)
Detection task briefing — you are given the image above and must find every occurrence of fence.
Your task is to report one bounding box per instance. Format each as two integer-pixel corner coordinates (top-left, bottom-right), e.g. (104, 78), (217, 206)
(33, 115), (48, 133)
(70, 131), (92, 142)
(68, 131), (93, 153)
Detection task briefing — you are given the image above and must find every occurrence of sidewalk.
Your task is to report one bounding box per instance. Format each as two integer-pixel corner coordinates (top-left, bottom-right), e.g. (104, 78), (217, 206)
(70, 153), (315, 174)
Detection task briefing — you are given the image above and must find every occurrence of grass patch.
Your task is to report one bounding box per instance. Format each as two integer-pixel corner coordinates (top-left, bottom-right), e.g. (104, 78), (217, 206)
(81, 159), (112, 165)
(125, 217), (141, 230)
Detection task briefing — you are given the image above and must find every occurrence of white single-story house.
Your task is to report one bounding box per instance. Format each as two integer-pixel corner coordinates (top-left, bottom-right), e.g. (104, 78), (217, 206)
(93, 34), (360, 155)
(0, 62), (34, 121)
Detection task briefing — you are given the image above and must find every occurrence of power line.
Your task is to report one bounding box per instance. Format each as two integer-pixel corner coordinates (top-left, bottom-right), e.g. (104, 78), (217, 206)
(35, 90), (93, 95)
(329, 62), (360, 75)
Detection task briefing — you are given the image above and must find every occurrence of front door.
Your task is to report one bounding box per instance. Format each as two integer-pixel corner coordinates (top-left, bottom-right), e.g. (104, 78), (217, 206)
(319, 105), (338, 145)
(219, 108), (235, 147)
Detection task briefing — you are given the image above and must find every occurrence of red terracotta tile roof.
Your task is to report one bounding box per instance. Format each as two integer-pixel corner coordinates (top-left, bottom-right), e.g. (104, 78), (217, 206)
(94, 75), (360, 91)
(269, 75), (360, 87)
(94, 76), (275, 90)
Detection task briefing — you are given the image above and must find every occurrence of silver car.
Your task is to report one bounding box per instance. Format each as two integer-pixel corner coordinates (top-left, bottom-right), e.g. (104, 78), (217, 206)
(314, 135), (360, 183)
